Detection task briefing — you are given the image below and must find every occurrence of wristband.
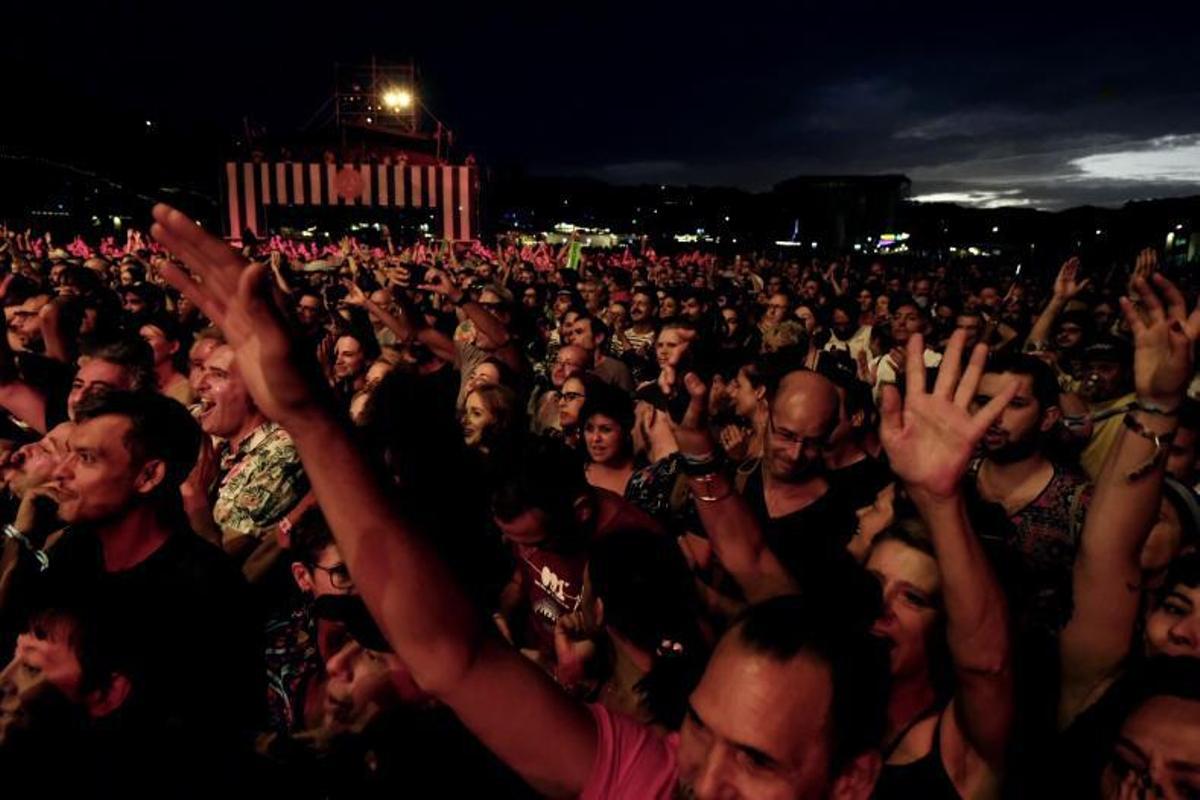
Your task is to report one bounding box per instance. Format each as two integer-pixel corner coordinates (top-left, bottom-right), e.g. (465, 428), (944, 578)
(1123, 413), (1176, 480)
(680, 452), (725, 477)
(688, 472), (734, 502)
(1134, 399), (1182, 416)
(4, 524), (49, 572)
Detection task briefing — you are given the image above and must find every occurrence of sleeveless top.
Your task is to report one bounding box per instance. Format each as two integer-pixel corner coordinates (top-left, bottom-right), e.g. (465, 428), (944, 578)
(873, 710), (961, 800)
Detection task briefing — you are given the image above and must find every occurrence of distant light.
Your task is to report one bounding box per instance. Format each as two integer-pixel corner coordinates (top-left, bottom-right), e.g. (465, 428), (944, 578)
(144, 120), (152, 127)
(1177, 224), (1185, 231)
(811, 242), (819, 248)
(112, 216), (123, 228)
(381, 88), (414, 111)
(723, 216), (730, 222)
(365, 116), (373, 124)
(991, 226), (999, 233)
(853, 244), (862, 251)
(1095, 229), (1103, 235)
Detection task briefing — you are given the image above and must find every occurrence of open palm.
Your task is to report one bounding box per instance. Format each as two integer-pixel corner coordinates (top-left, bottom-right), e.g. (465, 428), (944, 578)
(881, 331), (1017, 499)
(1121, 272), (1200, 408)
(150, 204), (317, 425)
(1053, 256), (1089, 300)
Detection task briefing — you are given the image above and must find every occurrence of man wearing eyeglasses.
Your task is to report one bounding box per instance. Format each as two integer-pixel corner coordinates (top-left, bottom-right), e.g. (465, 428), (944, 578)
(738, 369), (858, 584)
(532, 344), (589, 435)
(265, 507), (354, 735)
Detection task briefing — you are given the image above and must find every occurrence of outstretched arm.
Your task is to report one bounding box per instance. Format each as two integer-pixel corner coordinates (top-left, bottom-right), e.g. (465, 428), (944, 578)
(1059, 270), (1192, 727)
(150, 205), (596, 798)
(1025, 257), (1087, 349)
(420, 267), (511, 348)
(881, 331), (1017, 772)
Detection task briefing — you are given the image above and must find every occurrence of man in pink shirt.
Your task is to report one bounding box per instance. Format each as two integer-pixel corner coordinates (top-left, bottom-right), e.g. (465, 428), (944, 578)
(581, 595), (888, 799)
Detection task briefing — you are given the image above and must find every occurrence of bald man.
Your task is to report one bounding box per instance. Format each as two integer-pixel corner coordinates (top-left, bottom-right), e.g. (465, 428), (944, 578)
(531, 344), (591, 434)
(738, 370), (859, 584)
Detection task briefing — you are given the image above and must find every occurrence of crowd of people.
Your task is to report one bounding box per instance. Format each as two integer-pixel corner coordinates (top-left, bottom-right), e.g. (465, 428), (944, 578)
(0, 210), (1198, 798)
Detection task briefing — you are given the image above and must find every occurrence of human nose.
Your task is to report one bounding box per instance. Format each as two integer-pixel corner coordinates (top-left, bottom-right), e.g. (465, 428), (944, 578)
(1168, 613), (1200, 655)
(51, 452), (76, 483)
(690, 741), (738, 799)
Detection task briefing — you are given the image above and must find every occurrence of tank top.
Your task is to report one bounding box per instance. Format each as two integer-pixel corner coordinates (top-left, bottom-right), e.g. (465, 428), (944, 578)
(873, 710), (961, 800)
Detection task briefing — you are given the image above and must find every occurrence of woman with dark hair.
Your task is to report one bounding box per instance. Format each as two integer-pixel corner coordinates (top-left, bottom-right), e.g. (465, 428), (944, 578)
(580, 385), (638, 496)
(462, 383), (523, 456)
(463, 356), (524, 400)
(555, 373), (600, 451)
(138, 314), (194, 406)
(556, 530), (710, 731)
(331, 328), (381, 404)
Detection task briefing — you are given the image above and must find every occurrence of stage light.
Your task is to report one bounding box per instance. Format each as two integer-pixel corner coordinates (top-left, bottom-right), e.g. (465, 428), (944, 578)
(382, 87), (414, 111)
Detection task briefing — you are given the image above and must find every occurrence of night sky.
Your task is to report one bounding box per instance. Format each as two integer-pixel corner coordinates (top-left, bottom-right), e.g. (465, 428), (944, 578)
(6, 1), (1200, 210)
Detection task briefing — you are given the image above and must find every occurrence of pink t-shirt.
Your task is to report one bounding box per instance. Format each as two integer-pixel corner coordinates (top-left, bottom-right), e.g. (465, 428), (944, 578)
(581, 704), (680, 799)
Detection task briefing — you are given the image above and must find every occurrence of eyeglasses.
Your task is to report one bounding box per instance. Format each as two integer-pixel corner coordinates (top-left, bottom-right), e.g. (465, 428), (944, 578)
(560, 391), (585, 402)
(311, 562), (354, 590)
(767, 413), (826, 451)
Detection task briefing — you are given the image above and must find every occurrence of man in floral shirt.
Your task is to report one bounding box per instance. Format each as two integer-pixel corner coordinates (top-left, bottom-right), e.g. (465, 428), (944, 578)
(184, 344), (309, 581)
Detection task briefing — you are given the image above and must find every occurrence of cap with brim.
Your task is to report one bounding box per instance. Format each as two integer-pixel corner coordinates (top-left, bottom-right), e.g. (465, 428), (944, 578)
(1084, 340), (1130, 364)
(1163, 477), (1200, 549)
(313, 594), (392, 652)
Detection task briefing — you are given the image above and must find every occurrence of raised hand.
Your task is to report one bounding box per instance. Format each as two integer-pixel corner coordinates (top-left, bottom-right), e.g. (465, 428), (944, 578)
(668, 372), (718, 459)
(880, 330), (1017, 500)
(1053, 256), (1089, 301)
(1132, 247), (1158, 284)
(417, 267), (462, 302)
(342, 280), (369, 307)
(150, 204), (318, 424)
(719, 424), (750, 461)
(1120, 273), (1200, 409)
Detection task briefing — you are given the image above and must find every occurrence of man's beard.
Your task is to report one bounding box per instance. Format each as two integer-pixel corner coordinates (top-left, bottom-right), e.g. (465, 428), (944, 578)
(769, 451), (823, 483)
(984, 432), (1041, 465)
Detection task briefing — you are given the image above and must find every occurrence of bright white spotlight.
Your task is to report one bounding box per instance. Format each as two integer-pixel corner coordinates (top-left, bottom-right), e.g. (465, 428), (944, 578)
(381, 88), (414, 111)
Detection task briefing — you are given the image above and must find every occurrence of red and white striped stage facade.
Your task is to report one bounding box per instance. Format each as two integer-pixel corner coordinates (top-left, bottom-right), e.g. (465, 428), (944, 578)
(223, 161), (479, 242)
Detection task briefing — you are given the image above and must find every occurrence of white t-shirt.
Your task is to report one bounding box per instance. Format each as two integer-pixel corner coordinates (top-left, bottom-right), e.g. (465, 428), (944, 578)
(824, 325), (873, 362)
(873, 347), (943, 401)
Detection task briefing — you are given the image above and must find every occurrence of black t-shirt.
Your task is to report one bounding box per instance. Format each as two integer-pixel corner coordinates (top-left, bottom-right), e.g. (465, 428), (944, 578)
(741, 466), (859, 586)
(18, 524), (263, 745)
(829, 455), (893, 513)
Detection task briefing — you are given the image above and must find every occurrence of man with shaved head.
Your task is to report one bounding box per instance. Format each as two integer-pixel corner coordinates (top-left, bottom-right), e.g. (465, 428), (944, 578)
(739, 369), (859, 582)
(530, 343), (592, 434)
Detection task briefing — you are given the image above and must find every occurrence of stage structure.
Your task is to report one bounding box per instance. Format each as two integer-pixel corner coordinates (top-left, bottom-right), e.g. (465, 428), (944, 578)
(224, 161), (476, 242)
(221, 59), (479, 241)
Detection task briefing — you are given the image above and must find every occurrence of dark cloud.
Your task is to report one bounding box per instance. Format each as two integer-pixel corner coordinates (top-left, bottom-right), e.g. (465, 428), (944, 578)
(7, 1), (1200, 209)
